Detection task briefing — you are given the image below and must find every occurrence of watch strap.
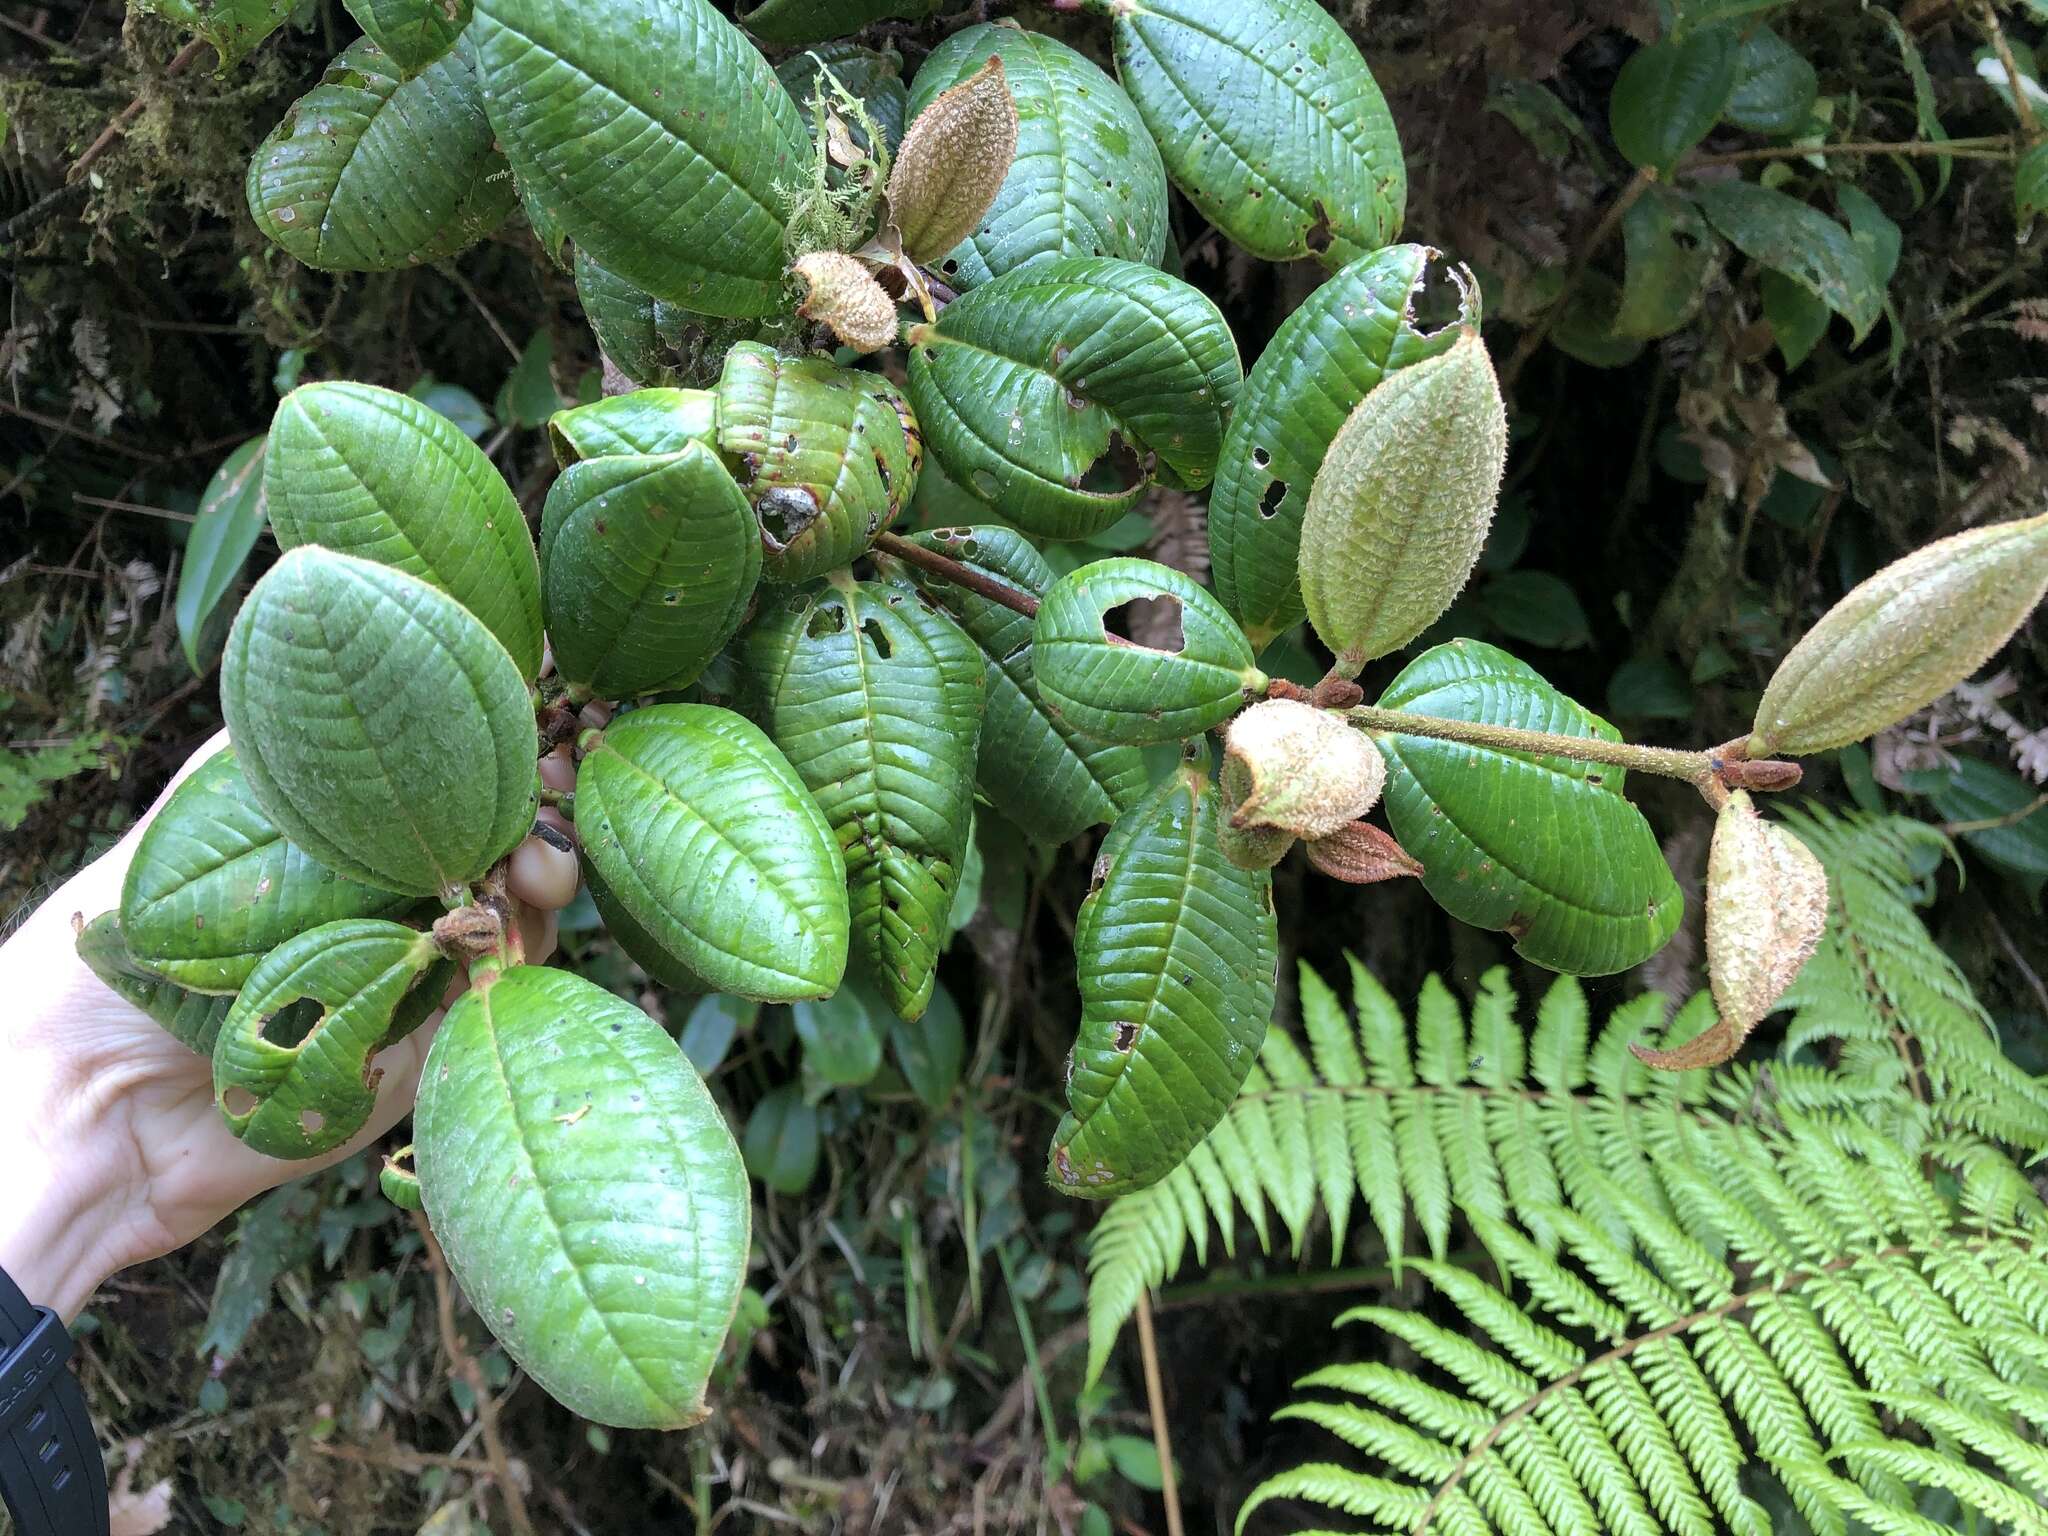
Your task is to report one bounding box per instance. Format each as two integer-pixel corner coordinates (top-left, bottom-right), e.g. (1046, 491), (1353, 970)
(0, 1265), (108, 1536)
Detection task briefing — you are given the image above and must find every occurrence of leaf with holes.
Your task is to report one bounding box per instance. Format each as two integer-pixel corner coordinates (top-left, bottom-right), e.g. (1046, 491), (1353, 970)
(122, 748), (416, 994)
(266, 382), (543, 679)
(715, 343), (923, 583)
(212, 918), (447, 1158)
(415, 965), (751, 1428)
(1086, 0), (1404, 266)
(342, 0), (471, 75)
(1049, 752), (1277, 1199)
(175, 437), (268, 675)
(1693, 179), (1884, 343)
(907, 25), (1167, 292)
(744, 581), (984, 1021)
(247, 36), (514, 271)
(736, 0), (937, 46)
(904, 257), (1240, 539)
(900, 527), (1148, 843)
(1209, 245), (1469, 649)
(1615, 184), (1717, 339)
(138, 0), (295, 71)
(574, 249), (692, 388)
(221, 549), (540, 898)
(77, 912), (237, 1055)
(549, 389), (718, 467)
(1033, 558), (1263, 745)
(1372, 640), (1683, 976)
(1608, 26), (1739, 175)
(471, 0), (809, 317)
(541, 445), (760, 698)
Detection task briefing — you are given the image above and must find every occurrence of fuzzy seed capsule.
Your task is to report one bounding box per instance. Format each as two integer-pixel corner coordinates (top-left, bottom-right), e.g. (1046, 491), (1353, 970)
(1223, 698), (1386, 840)
(886, 56), (1019, 266)
(791, 251), (901, 354)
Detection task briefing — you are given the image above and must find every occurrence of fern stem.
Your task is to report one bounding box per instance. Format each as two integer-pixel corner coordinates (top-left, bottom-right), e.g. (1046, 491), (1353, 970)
(1135, 1291), (1187, 1536)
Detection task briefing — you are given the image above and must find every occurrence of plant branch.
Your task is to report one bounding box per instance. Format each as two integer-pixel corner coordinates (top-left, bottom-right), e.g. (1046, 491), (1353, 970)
(1135, 1291), (1186, 1536)
(1979, 3), (2040, 139)
(1682, 135), (2016, 169)
(872, 530), (1039, 617)
(68, 36), (209, 183)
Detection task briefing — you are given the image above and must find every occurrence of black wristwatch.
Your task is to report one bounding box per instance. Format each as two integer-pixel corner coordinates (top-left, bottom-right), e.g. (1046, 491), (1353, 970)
(0, 1265), (107, 1536)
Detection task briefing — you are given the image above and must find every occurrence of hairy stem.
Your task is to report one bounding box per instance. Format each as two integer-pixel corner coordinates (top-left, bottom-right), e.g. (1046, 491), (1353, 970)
(872, 530), (1040, 618)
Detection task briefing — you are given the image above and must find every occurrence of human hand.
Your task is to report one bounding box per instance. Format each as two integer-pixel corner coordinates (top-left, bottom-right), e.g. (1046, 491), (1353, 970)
(0, 732), (584, 1319)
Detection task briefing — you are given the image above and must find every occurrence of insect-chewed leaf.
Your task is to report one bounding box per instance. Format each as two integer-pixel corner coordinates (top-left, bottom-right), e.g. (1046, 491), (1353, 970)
(221, 548), (541, 899)
(548, 389), (718, 467)
(137, 0), (293, 71)
(77, 911), (237, 1055)
(540, 445), (761, 698)
(903, 257), (1240, 539)
(574, 248), (691, 388)
(341, 0), (471, 75)
(1049, 753), (1278, 1199)
(903, 527), (1148, 843)
(1210, 245), (1469, 649)
(471, 0), (809, 317)
(1032, 558), (1264, 745)
(121, 747), (415, 994)
(1299, 330), (1508, 671)
(887, 56), (1019, 266)
(738, 0), (936, 46)
(575, 704), (850, 1001)
(415, 965), (750, 1429)
(247, 36), (514, 271)
(744, 582), (984, 1020)
(1091, 0), (1404, 266)
(906, 26), (1166, 290)
(1373, 640), (1683, 976)
(212, 919), (447, 1158)
(715, 343), (922, 583)
(266, 381), (544, 679)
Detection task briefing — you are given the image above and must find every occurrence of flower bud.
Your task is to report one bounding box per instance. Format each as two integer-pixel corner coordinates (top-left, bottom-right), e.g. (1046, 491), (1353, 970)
(792, 251), (900, 354)
(1223, 699), (1386, 839)
(1748, 511), (2048, 758)
(886, 56), (1019, 266)
(1304, 821), (1424, 884)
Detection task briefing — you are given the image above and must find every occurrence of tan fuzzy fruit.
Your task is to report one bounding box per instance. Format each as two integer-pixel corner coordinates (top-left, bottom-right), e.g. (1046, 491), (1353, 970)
(1633, 792), (1828, 1072)
(886, 56), (1019, 266)
(1298, 330), (1508, 674)
(792, 252), (900, 354)
(1748, 511), (2048, 758)
(1304, 821), (1424, 885)
(1223, 699), (1386, 839)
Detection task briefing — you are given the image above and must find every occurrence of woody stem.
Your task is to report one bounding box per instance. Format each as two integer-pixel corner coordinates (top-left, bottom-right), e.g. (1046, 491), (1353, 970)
(1346, 705), (1800, 790)
(872, 531), (1039, 618)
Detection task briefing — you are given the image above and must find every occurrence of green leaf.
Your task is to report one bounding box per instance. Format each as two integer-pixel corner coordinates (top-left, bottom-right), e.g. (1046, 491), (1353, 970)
(221, 548), (541, 898)
(497, 330), (565, 429)
(1106, 1435), (1165, 1491)
(582, 852), (715, 991)
(908, 25), (1167, 292)
(1615, 184), (1717, 340)
(737, 0), (936, 47)
(1209, 245), (1469, 649)
(1836, 182), (1902, 291)
(212, 919), (445, 1159)
(1033, 559), (1260, 745)
(344, 0), (470, 75)
(121, 747), (415, 994)
(743, 581), (985, 1020)
(409, 376), (493, 439)
(1692, 179), (1884, 343)
(575, 703), (851, 1002)
(901, 527), (1148, 843)
(540, 445), (760, 698)
(1548, 269), (1645, 368)
(76, 911), (237, 1054)
(136, 0), (294, 70)
(176, 437), (268, 675)
(1762, 267), (1830, 368)
(265, 381), (545, 680)
(415, 965), (751, 1429)
(1905, 758), (2048, 896)
(742, 1085), (820, 1194)
(680, 993), (753, 1073)
(715, 343), (923, 583)
(779, 43), (908, 158)
(890, 976), (963, 1108)
(1097, 0), (1405, 266)
(1609, 27), (1739, 174)
(1606, 656), (1695, 720)
(246, 37), (514, 271)
(2020, 140), (2048, 230)
(471, 0), (810, 317)
(549, 388), (717, 466)
(1372, 640), (1683, 976)
(904, 257), (1241, 540)
(792, 981), (888, 1088)
(1725, 25), (1818, 135)
(1478, 570), (1593, 650)
(1880, 10), (1952, 203)
(574, 248), (688, 388)
(1049, 753), (1279, 1199)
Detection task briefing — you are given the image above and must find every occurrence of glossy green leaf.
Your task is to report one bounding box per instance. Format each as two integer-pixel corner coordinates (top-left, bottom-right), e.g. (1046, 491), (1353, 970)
(471, 0), (810, 317)
(1693, 179), (1884, 343)
(908, 25), (1167, 292)
(743, 1085), (820, 1194)
(342, 0), (471, 76)
(737, 0), (935, 46)
(1838, 182), (1902, 291)
(2018, 140), (2048, 229)
(1725, 25), (1818, 135)
(1372, 639), (1683, 976)
(715, 343), (922, 583)
(1048, 753), (1278, 1199)
(776, 43), (906, 158)
(541, 445), (760, 698)
(574, 248), (689, 388)
(410, 377), (493, 439)
(266, 381), (544, 679)
(212, 918), (445, 1158)
(581, 860), (709, 991)
(744, 581), (984, 1020)
(1209, 245), (1469, 649)
(1762, 268), (1829, 366)
(548, 388), (717, 466)
(415, 964), (750, 1429)
(1609, 27), (1739, 174)
(221, 548), (541, 898)
(904, 257), (1240, 539)
(1478, 571), (1592, 650)
(122, 748), (415, 994)
(77, 911), (237, 1055)
(890, 976), (963, 1109)
(901, 527), (1147, 843)
(1033, 559), (1262, 745)
(1615, 184), (1717, 340)
(137, 0), (293, 70)
(1905, 758), (2048, 895)
(575, 703), (850, 1001)
(792, 981), (887, 1088)
(247, 37), (514, 271)
(1092, 0), (1404, 266)
(176, 437), (268, 675)
(680, 994), (753, 1073)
